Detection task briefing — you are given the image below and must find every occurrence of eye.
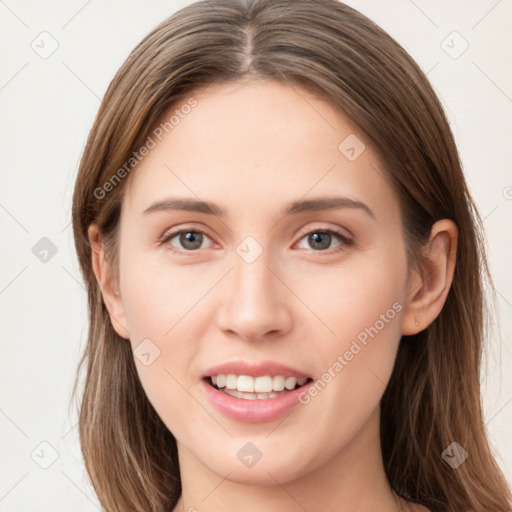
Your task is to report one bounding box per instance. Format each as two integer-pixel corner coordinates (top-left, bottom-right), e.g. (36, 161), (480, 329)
(160, 229), (214, 252)
(295, 227), (353, 253)
(160, 226), (353, 255)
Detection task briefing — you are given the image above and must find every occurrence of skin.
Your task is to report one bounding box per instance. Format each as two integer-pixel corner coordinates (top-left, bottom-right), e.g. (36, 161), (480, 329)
(89, 79), (457, 512)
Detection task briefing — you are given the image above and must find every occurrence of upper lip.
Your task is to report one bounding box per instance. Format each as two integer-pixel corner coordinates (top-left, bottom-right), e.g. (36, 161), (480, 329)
(202, 360), (311, 379)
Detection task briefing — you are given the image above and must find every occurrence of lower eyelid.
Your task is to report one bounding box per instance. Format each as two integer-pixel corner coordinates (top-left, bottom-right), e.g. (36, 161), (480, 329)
(161, 228), (353, 253)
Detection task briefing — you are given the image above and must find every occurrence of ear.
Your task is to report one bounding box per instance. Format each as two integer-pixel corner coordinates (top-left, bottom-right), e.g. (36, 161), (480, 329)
(88, 223), (130, 339)
(401, 219), (458, 335)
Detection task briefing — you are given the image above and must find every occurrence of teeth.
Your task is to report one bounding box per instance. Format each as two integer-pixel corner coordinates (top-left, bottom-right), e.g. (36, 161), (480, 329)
(285, 377), (297, 390)
(254, 376), (272, 393)
(237, 375), (255, 392)
(272, 375), (285, 391)
(210, 374), (309, 393)
(222, 388), (285, 400)
(225, 374), (238, 389)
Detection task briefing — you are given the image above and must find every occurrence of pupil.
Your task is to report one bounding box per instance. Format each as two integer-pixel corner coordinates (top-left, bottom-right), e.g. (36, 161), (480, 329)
(310, 232), (330, 250)
(181, 231), (202, 250)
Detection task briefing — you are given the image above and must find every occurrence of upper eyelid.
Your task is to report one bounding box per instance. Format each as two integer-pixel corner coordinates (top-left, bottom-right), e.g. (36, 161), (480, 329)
(296, 224), (353, 240)
(160, 223), (351, 239)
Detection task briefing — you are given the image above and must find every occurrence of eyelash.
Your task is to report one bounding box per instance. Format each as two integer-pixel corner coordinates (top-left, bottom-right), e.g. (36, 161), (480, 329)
(158, 225), (354, 256)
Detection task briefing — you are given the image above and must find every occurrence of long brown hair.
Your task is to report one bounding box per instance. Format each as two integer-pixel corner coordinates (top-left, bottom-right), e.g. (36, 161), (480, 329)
(70, 1), (512, 511)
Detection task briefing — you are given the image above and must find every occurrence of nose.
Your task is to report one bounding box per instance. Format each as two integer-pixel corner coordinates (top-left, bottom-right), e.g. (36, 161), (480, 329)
(215, 246), (293, 342)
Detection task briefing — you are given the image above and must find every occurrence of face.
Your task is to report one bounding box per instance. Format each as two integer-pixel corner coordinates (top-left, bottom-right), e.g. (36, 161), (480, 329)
(111, 79), (411, 485)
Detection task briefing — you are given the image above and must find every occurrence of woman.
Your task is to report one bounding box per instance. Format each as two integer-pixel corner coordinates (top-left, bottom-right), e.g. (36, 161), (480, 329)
(71, 0), (512, 510)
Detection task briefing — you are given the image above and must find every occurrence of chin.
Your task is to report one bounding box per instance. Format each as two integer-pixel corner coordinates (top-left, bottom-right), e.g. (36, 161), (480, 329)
(190, 435), (321, 486)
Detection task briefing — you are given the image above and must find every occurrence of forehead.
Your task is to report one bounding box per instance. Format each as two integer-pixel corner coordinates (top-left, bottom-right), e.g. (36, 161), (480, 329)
(123, 79), (396, 222)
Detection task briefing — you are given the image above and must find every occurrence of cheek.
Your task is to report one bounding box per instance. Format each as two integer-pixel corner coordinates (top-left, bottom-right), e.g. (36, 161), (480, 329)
(119, 245), (202, 342)
(296, 248), (407, 349)
(292, 242), (408, 410)
(118, 248), (215, 432)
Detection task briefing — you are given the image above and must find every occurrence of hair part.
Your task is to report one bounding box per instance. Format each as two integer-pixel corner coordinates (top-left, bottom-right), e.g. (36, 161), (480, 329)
(71, 1), (512, 511)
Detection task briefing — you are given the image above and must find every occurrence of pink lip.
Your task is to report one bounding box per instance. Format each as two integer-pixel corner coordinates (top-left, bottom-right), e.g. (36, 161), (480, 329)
(201, 360), (313, 423)
(202, 360), (310, 379)
(201, 378), (312, 423)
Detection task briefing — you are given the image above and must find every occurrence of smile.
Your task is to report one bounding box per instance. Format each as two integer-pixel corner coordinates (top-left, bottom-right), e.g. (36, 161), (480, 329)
(201, 360), (314, 422)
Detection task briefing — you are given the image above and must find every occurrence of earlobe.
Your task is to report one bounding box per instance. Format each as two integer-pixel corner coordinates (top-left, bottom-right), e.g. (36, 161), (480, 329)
(87, 223), (131, 340)
(401, 219), (458, 335)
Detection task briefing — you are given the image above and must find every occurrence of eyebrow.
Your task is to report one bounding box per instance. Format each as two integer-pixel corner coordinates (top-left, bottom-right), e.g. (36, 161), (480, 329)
(142, 196), (375, 219)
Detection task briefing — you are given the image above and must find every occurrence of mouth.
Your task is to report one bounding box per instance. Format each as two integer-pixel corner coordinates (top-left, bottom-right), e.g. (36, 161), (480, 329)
(204, 374), (313, 400)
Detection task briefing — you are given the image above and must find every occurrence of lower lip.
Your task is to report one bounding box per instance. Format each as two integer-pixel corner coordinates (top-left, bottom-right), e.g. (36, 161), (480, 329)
(201, 379), (310, 423)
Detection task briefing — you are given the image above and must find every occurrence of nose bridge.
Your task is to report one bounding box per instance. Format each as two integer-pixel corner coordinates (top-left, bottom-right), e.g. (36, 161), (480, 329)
(232, 238), (279, 311)
(234, 244), (274, 301)
(216, 237), (291, 340)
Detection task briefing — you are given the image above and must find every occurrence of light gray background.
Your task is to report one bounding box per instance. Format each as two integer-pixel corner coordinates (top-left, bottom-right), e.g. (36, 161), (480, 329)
(1, 1), (511, 510)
